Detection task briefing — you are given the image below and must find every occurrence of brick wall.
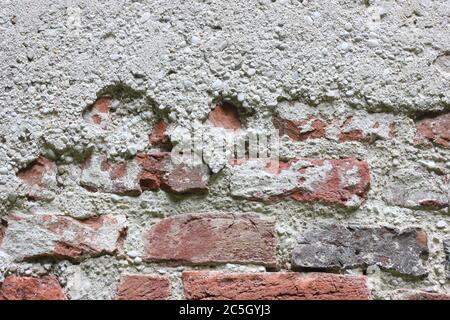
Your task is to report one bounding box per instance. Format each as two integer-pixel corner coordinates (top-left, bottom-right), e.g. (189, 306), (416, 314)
(0, 95), (448, 300)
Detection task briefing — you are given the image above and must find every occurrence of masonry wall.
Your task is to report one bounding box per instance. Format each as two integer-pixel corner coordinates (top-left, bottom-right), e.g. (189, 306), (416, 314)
(0, 0), (449, 300)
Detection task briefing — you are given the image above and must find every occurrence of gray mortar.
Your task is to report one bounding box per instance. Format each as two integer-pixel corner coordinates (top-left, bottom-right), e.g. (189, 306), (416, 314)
(0, 0), (449, 299)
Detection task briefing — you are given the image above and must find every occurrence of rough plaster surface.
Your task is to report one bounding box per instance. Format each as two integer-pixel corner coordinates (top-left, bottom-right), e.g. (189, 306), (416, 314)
(0, 0), (449, 300)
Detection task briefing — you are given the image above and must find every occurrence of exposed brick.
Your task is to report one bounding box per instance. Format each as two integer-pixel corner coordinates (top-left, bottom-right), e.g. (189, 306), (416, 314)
(444, 239), (450, 280)
(80, 155), (141, 195)
(144, 213), (276, 267)
(183, 272), (369, 300)
(400, 291), (450, 300)
(137, 152), (171, 191)
(207, 102), (241, 130)
(1, 213), (127, 261)
(150, 120), (170, 147)
(78, 152), (212, 196)
(138, 152), (209, 194)
(292, 224), (428, 277)
(230, 158), (370, 208)
(0, 276), (65, 300)
(272, 115), (327, 141)
(17, 156), (57, 201)
(273, 113), (396, 144)
(116, 274), (171, 300)
(414, 113), (450, 148)
(83, 97), (112, 128)
(385, 168), (449, 210)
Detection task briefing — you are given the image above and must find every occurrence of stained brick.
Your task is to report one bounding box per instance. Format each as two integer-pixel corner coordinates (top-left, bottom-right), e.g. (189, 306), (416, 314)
(0, 276), (65, 300)
(182, 271), (369, 300)
(116, 274), (171, 300)
(292, 224), (428, 277)
(144, 213), (276, 267)
(1, 213), (127, 261)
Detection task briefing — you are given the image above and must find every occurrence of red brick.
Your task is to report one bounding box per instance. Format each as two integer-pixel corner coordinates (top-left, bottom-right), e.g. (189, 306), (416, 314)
(17, 156), (57, 201)
(415, 113), (450, 148)
(0, 276), (65, 300)
(116, 274), (171, 300)
(273, 113), (396, 144)
(1, 213), (127, 261)
(182, 272), (369, 300)
(290, 158), (370, 206)
(208, 102), (241, 130)
(137, 152), (171, 191)
(150, 120), (170, 146)
(272, 115), (327, 141)
(230, 158), (370, 207)
(83, 97), (112, 127)
(144, 213), (276, 267)
(80, 151), (210, 196)
(138, 152), (209, 194)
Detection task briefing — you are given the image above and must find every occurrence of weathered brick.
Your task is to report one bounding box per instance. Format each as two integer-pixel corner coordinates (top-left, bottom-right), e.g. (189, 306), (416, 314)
(150, 120), (170, 146)
(273, 113), (396, 144)
(273, 115), (327, 141)
(138, 152), (209, 194)
(444, 239), (450, 280)
(400, 291), (450, 300)
(80, 155), (141, 195)
(414, 113), (450, 148)
(0, 276), (65, 300)
(163, 163), (209, 194)
(137, 152), (171, 191)
(1, 213), (127, 261)
(230, 158), (370, 208)
(183, 272), (369, 300)
(292, 224), (428, 277)
(144, 213), (276, 267)
(17, 156), (57, 201)
(207, 102), (241, 130)
(116, 274), (171, 300)
(385, 168), (449, 210)
(82, 97), (112, 128)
